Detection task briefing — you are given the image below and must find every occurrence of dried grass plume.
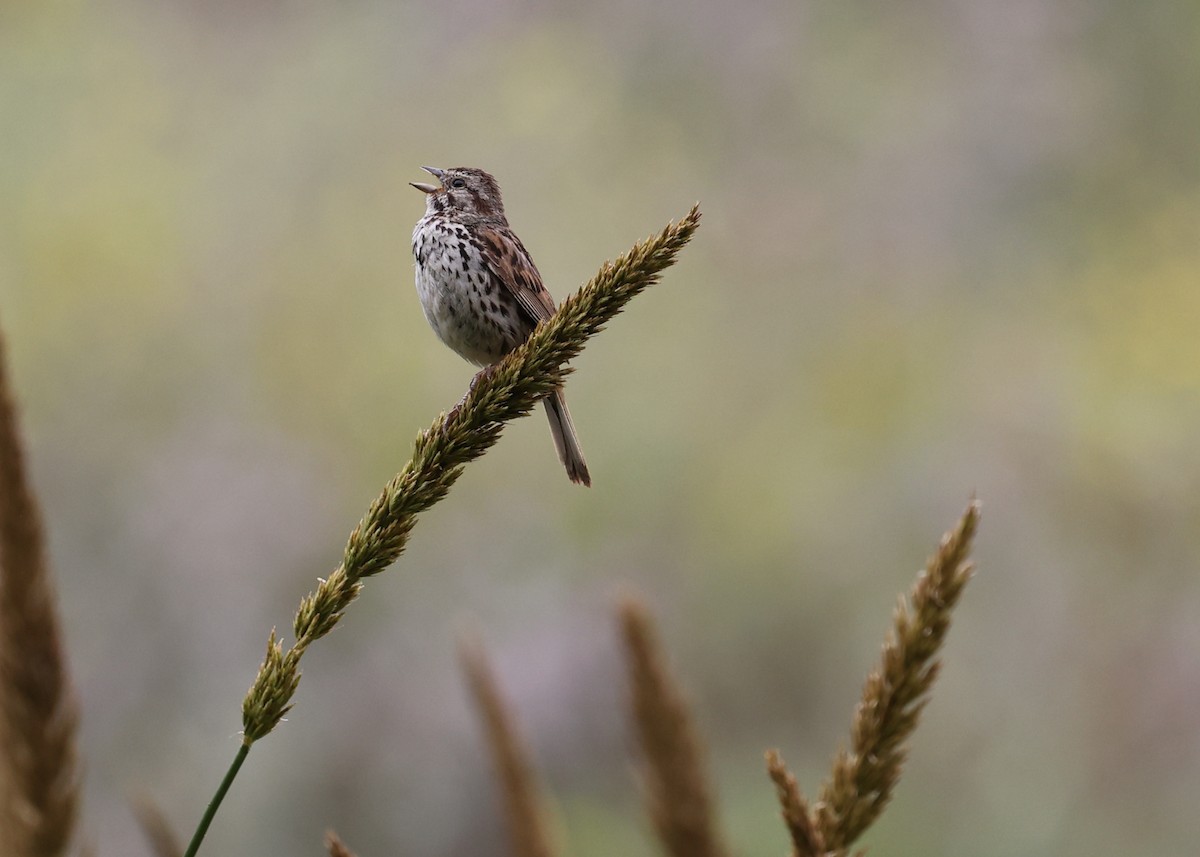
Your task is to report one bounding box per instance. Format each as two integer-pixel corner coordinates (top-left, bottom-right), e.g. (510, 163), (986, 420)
(0, 326), (81, 857)
(324, 830), (357, 857)
(765, 750), (826, 857)
(460, 632), (557, 857)
(813, 499), (978, 850)
(619, 595), (728, 857)
(132, 795), (183, 857)
(762, 501), (979, 856)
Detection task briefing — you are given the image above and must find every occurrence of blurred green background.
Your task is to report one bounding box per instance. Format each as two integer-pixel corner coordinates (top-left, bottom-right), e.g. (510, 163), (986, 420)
(2, 0), (1199, 854)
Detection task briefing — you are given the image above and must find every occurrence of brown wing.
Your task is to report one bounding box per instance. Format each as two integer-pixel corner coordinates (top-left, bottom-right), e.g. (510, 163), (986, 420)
(477, 225), (557, 325)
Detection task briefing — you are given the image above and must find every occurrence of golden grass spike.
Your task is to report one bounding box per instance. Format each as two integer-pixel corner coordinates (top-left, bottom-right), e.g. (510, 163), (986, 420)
(0, 325), (80, 857)
(459, 632), (557, 857)
(619, 594), (728, 857)
(814, 500), (980, 851)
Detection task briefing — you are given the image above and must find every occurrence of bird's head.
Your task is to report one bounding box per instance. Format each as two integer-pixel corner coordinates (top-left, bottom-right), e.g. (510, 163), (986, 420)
(411, 166), (506, 222)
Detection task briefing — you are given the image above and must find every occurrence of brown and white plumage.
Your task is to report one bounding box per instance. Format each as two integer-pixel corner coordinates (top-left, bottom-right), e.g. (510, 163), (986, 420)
(411, 166), (590, 486)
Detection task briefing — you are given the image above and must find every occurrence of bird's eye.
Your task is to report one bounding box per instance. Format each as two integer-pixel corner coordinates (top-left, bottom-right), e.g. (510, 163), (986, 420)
(451, 178), (466, 188)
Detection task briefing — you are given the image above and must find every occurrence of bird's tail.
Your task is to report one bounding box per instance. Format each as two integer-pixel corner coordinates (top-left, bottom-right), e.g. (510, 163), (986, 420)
(543, 389), (590, 486)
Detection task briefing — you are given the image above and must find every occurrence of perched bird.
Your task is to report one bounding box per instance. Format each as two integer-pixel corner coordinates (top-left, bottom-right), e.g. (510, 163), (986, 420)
(410, 166), (590, 486)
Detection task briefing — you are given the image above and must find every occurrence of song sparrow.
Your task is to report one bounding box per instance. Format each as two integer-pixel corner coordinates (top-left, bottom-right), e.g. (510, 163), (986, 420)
(410, 166), (590, 486)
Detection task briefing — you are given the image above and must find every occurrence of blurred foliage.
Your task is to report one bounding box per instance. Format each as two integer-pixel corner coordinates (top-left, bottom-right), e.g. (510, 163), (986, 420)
(1, 0), (1198, 855)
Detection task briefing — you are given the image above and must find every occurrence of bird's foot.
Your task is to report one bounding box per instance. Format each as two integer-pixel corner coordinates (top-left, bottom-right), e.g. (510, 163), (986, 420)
(468, 364), (498, 391)
(448, 365), (498, 422)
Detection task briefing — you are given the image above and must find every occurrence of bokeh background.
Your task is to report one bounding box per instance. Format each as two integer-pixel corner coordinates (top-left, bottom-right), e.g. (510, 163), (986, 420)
(3, 0), (1199, 854)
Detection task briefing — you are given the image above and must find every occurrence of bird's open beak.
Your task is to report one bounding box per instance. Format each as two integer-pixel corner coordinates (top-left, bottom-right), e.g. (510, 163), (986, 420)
(409, 166), (444, 194)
